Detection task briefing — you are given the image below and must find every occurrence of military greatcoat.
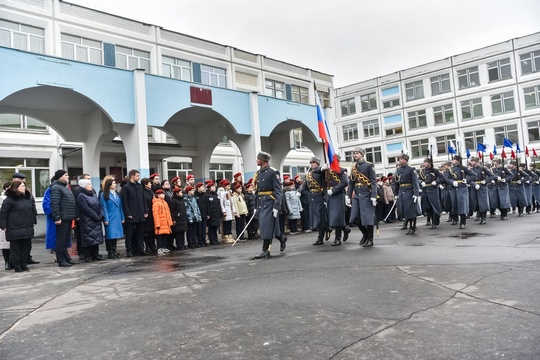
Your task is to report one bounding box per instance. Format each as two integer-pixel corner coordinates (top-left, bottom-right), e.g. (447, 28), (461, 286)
(490, 165), (513, 210)
(347, 160), (377, 225)
(418, 166), (445, 215)
(324, 167), (348, 227)
(444, 164), (476, 215)
(300, 167), (327, 230)
(508, 168), (530, 208)
(469, 164), (496, 213)
(254, 165), (282, 240)
(393, 163), (420, 220)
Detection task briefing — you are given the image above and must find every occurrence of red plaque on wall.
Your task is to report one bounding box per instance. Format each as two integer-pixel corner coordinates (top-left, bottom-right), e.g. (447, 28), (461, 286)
(190, 86), (212, 106)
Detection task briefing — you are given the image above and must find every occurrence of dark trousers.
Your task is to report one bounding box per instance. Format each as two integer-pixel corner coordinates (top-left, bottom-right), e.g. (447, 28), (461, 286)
(156, 234), (168, 249)
(174, 231), (185, 248)
(235, 215), (246, 240)
(2, 248), (11, 264)
(124, 222), (145, 254)
(193, 221), (204, 245)
(383, 202), (395, 222)
(10, 238), (31, 270)
(247, 212), (258, 238)
(188, 223), (198, 246)
(300, 204), (310, 230)
(288, 218), (299, 233)
(208, 225), (218, 244)
(279, 214), (286, 236)
(199, 218), (207, 243)
(55, 221), (72, 264)
(222, 220), (232, 235)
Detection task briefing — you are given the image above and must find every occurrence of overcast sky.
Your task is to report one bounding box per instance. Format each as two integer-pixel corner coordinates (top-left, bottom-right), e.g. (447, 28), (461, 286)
(70, 0), (540, 88)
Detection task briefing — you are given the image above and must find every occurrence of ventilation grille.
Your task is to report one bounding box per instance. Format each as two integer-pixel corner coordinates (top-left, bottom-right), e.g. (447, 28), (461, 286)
(235, 71), (258, 86)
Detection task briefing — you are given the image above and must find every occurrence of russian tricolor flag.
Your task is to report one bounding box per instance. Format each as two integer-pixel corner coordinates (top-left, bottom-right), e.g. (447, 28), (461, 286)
(315, 89), (340, 172)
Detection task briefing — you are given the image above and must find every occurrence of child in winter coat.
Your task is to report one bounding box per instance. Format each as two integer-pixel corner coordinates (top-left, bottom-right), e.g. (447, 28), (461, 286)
(205, 182), (221, 245)
(232, 184), (248, 241)
(218, 179), (236, 243)
(170, 187), (188, 249)
(184, 186), (202, 248)
(285, 181), (302, 234)
(152, 189), (173, 255)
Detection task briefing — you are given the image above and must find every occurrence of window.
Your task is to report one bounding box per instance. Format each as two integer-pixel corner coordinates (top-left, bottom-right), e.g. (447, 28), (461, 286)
(387, 156), (400, 165)
(115, 46), (150, 72)
(202, 65), (226, 88)
(0, 114), (47, 131)
(433, 104), (454, 125)
(167, 162), (192, 182)
(363, 119), (380, 137)
(61, 34), (102, 65)
(292, 128), (306, 149)
(342, 124), (358, 141)
(209, 163), (233, 181)
(291, 85), (309, 104)
(430, 74), (451, 95)
(265, 79), (285, 99)
(487, 58), (512, 82)
(461, 98), (483, 120)
(282, 166), (291, 179)
(162, 56), (192, 81)
(457, 66), (480, 89)
(383, 98), (400, 109)
(340, 98), (356, 116)
(0, 19), (44, 53)
(464, 130), (485, 151)
(344, 151), (354, 162)
(385, 126), (403, 137)
(365, 146), (382, 163)
(405, 80), (424, 101)
(520, 50), (540, 75)
(408, 109), (427, 129)
(494, 124), (518, 146)
(361, 93), (377, 111)
(528, 121), (540, 142)
(491, 91), (515, 115)
(411, 139), (429, 158)
(317, 90), (331, 108)
(296, 166), (310, 175)
(524, 85), (540, 109)
(436, 135), (456, 155)
(0, 158), (49, 198)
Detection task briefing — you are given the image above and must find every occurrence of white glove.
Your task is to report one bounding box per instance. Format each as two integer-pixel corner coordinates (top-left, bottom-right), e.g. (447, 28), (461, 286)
(394, 195), (399, 200)
(501, 179), (506, 183)
(438, 184), (445, 190)
(412, 195), (418, 203)
(462, 179), (467, 184)
(345, 195), (351, 207)
(320, 163), (329, 171)
(526, 180), (530, 184)
(421, 181), (426, 188)
(491, 180), (496, 184)
(453, 181), (458, 187)
(497, 176), (502, 181)
(327, 189), (333, 196)
(431, 181), (437, 186)
(296, 191), (301, 197)
(481, 180), (486, 185)
(475, 184), (480, 190)
(517, 180), (522, 184)
(536, 181), (540, 185)
(371, 198), (377, 206)
(253, 209), (257, 215)
(272, 208), (279, 218)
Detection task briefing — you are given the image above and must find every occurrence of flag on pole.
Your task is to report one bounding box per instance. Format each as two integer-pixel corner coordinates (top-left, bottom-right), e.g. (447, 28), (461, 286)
(455, 133), (465, 155)
(501, 149), (507, 158)
(516, 143), (521, 153)
(466, 147), (471, 159)
(533, 148), (538, 157)
(428, 137), (438, 157)
(511, 149), (516, 159)
(503, 138), (513, 148)
(489, 152), (494, 160)
(315, 89), (340, 173)
(478, 152), (483, 159)
(448, 140), (457, 154)
(526, 146), (529, 157)
(493, 145), (497, 155)
(477, 143), (486, 153)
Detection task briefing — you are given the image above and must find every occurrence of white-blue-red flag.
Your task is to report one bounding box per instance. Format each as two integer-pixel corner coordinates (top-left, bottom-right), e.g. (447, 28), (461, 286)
(315, 90), (340, 172)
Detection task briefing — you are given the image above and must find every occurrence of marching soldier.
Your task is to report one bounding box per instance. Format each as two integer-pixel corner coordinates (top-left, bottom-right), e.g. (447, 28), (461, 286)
(393, 153), (419, 235)
(529, 163), (540, 212)
(468, 156), (495, 225)
(347, 147), (377, 247)
(299, 156), (329, 245)
(490, 158), (513, 220)
(322, 155), (350, 246)
(418, 158), (445, 229)
(439, 162), (453, 222)
(253, 151), (286, 259)
(522, 163), (538, 214)
(507, 161), (530, 217)
(444, 155), (476, 229)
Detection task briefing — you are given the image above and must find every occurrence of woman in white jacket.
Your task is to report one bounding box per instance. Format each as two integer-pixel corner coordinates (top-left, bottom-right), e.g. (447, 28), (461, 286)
(218, 179), (236, 243)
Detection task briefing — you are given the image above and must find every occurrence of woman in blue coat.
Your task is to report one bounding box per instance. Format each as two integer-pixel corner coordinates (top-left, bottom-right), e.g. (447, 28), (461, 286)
(41, 177), (58, 253)
(100, 178), (124, 259)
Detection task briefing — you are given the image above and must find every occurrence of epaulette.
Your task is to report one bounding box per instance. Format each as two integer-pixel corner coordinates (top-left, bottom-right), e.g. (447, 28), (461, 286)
(270, 167), (277, 171)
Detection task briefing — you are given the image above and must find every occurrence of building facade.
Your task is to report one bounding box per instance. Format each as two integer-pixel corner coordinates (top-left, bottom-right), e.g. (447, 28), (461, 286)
(335, 32), (540, 175)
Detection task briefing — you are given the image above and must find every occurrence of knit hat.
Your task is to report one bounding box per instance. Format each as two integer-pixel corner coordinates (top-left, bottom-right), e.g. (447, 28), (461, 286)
(185, 186), (194, 192)
(219, 179), (230, 187)
(186, 175), (194, 181)
(78, 179), (91, 188)
(195, 182), (204, 189)
(55, 169), (67, 180)
(234, 183), (243, 191)
(206, 181), (215, 187)
(149, 173), (159, 180)
(172, 187), (182, 193)
(155, 189), (165, 194)
(283, 175), (290, 180)
(234, 172), (242, 179)
(171, 176), (180, 183)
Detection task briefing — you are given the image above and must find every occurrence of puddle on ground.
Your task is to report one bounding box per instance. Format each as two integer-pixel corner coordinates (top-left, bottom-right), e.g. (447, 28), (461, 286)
(449, 232), (488, 239)
(107, 255), (226, 274)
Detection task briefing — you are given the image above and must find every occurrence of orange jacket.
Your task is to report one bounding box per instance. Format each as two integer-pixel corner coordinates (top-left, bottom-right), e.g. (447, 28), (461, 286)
(152, 197), (172, 235)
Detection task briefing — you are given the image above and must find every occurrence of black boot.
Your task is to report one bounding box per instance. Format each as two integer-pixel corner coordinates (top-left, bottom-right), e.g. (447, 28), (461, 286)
(325, 227), (332, 241)
(343, 227), (351, 242)
(363, 226), (374, 247)
(359, 226), (368, 246)
(313, 229), (325, 245)
(459, 215), (466, 229)
(5, 262), (13, 270)
(426, 214), (431, 226)
(255, 240), (271, 259)
(400, 220), (408, 230)
(406, 220), (415, 235)
(278, 235), (287, 252)
(331, 228), (342, 246)
(112, 239), (120, 258)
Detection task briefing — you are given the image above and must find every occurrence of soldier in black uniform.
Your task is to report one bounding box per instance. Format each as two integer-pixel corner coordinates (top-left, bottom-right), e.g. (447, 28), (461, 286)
(321, 155), (349, 246)
(347, 147), (377, 247)
(468, 156), (495, 224)
(299, 156), (329, 245)
(393, 153), (419, 235)
(253, 151), (286, 259)
(418, 158), (445, 229)
(507, 160), (530, 217)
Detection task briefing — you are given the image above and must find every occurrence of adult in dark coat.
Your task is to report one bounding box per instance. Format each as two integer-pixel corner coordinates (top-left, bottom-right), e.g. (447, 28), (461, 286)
(299, 156), (328, 245)
(195, 182), (210, 246)
(76, 179), (104, 262)
(439, 162), (453, 220)
(50, 169), (77, 267)
(347, 147), (377, 246)
(244, 182), (258, 239)
(170, 187), (188, 249)
(393, 154), (420, 235)
(507, 161), (530, 216)
(418, 158), (446, 229)
(468, 156), (496, 224)
(205, 182), (222, 245)
(523, 164), (538, 214)
(322, 155), (349, 246)
(529, 163), (540, 212)
(490, 158), (513, 220)
(444, 155), (477, 229)
(253, 151), (286, 258)
(0, 181), (37, 272)
(121, 169), (149, 257)
(141, 178), (156, 254)
(294, 175), (310, 232)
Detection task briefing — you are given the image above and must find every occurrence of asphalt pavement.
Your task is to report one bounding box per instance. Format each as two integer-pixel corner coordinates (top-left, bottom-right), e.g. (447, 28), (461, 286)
(1, 212), (540, 360)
